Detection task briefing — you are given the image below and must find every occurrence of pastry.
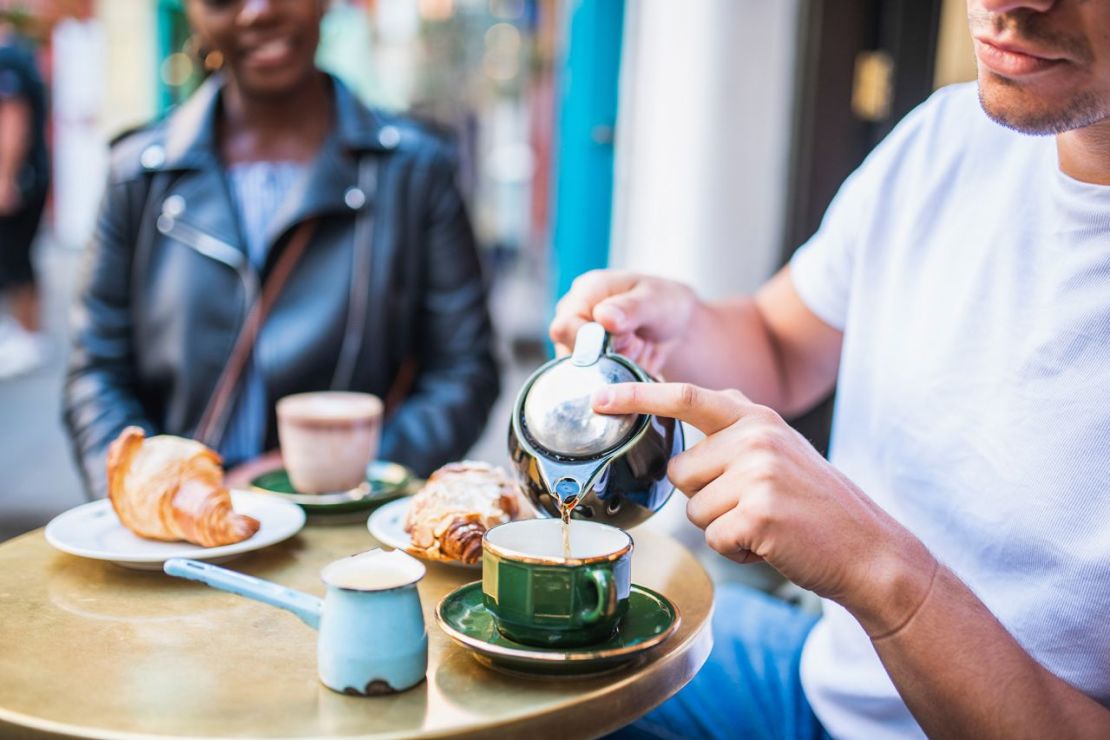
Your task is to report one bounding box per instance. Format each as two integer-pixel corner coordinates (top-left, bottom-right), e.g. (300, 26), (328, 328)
(403, 461), (521, 564)
(106, 426), (260, 547)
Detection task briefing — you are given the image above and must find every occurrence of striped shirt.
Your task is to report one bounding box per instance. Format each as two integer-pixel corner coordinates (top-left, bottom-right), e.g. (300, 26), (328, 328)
(219, 161), (308, 466)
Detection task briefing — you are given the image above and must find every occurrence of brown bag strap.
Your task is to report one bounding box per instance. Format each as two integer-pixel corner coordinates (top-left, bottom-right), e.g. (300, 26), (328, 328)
(383, 355), (419, 418)
(195, 220), (318, 448)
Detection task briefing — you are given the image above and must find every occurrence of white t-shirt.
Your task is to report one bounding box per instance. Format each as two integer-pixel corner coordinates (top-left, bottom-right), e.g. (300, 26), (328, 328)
(790, 82), (1110, 739)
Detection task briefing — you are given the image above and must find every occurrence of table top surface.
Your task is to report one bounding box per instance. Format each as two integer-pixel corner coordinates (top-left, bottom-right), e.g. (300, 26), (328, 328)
(0, 513), (714, 739)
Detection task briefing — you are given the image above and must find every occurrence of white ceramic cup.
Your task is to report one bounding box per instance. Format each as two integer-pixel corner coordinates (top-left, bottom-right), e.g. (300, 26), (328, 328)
(276, 391), (383, 494)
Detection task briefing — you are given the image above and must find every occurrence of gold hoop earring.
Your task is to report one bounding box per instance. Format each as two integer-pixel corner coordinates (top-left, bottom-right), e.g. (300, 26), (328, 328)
(202, 49), (225, 72)
(186, 35), (225, 72)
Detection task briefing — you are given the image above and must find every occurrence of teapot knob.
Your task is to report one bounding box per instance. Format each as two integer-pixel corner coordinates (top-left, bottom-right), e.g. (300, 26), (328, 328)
(571, 322), (610, 367)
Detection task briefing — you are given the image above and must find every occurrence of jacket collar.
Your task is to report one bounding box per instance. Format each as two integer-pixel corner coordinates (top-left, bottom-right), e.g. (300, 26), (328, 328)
(160, 71), (394, 172)
(154, 72), (389, 258)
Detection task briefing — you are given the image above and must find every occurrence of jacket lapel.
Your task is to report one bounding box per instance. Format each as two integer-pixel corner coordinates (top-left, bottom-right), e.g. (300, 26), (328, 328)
(151, 73), (393, 268)
(158, 75), (246, 261)
(263, 133), (361, 248)
(263, 78), (388, 246)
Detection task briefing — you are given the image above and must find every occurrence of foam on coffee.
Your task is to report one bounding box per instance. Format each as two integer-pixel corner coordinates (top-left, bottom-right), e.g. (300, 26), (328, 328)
(278, 392), (383, 425)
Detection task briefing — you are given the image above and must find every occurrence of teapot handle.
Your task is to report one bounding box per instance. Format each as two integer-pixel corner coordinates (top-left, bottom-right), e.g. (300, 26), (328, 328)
(164, 558), (323, 630)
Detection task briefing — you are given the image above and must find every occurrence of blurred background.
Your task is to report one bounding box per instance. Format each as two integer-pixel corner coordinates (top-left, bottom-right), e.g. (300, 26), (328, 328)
(0, 0), (975, 588)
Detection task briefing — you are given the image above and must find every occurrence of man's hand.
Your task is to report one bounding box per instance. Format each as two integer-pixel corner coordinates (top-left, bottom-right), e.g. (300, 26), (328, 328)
(549, 270), (698, 376)
(594, 381), (938, 637)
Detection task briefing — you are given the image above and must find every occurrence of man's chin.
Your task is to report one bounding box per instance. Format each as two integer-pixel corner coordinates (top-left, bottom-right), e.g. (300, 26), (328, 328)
(978, 73), (1106, 136)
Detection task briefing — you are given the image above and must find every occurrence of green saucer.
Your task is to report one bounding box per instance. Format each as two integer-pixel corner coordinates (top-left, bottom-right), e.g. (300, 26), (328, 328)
(435, 581), (679, 677)
(250, 461), (413, 515)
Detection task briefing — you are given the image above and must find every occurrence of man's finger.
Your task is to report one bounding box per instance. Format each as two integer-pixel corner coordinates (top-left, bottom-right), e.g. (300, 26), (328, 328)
(549, 271), (640, 346)
(549, 315), (590, 350)
(593, 282), (675, 338)
(723, 550), (766, 565)
(669, 436), (733, 498)
(683, 476), (736, 528)
(566, 270), (640, 315)
(704, 508), (759, 560)
(593, 382), (754, 434)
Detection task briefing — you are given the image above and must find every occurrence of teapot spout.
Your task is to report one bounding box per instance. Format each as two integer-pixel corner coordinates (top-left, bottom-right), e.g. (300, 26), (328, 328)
(164, 558), (322, 630)
(552, 476), (583, 503)
(536, 457), (609, 507)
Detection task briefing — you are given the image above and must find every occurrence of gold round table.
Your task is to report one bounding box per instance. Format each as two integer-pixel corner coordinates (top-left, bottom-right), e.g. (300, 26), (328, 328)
(0, 518), (714, 739)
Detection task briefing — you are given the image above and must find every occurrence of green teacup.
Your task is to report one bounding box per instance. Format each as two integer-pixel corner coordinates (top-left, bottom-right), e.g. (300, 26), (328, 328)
(482, 519), (633, 647)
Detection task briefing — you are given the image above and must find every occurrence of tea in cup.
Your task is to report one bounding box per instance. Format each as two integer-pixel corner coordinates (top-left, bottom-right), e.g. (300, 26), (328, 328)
(277, 391), (383, 494)
(482, 519), (632, 647)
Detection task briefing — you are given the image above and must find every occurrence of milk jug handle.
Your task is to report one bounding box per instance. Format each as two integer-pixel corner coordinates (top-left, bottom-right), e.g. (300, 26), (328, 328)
(164, 558), (323, 630)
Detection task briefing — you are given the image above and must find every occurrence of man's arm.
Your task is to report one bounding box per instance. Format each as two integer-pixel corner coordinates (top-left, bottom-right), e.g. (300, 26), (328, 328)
(549, 266), (843, 418)
(665, 268), (843, 416)
(0, 93), (31, 213)
(867, 564), (1110, 738)
(592, 382), (1110, 739)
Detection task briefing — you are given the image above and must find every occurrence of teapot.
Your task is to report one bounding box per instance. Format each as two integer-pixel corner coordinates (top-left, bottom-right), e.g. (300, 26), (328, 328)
(508, 322), (684, 528)
(164, 549), (427, 696)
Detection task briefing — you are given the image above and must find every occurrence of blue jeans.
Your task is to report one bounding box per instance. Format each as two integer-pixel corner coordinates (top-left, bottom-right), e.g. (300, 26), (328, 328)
(610, 584), (830, 740)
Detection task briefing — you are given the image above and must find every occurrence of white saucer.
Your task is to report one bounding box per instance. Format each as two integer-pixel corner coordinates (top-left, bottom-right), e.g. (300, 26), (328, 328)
(367, 496), (480, 570)
(45, 491), (306, 571)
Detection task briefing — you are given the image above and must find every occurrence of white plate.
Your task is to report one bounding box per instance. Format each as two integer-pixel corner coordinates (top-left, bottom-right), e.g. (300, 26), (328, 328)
(367, 496), (480, 570)
(45, 491), (306, 571)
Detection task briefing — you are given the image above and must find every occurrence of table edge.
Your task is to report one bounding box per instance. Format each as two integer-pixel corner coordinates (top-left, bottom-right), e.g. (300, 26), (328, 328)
(1, 526), (716, 740)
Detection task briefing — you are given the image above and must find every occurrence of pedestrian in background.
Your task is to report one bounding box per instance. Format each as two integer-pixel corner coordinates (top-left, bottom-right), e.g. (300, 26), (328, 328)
(0, 12), (49, 379)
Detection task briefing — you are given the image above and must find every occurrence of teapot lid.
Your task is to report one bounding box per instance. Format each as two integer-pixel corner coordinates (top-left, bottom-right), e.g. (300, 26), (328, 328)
(521, 323), (641, 459)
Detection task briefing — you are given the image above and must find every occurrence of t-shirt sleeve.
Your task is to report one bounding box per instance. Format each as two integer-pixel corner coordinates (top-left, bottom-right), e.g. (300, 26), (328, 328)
(788, 164), (875, 331)
(788, 85), (960, 331)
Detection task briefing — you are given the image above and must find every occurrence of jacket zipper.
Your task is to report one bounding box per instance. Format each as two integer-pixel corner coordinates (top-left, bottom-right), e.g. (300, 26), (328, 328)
(157, 215), (263, 449)
(156, 216), (261, 306)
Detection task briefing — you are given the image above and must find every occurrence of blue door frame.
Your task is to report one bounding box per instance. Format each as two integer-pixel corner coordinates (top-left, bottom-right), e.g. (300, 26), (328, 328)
(549, 0), (625, 317)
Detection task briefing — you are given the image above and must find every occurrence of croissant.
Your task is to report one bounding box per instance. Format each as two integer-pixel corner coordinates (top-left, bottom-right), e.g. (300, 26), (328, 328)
(403, 461), (521, 564)
(106, 427), (260, 547)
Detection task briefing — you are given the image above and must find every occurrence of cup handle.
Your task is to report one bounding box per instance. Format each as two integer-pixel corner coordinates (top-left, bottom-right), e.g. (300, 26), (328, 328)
(580, 568), (618, 624)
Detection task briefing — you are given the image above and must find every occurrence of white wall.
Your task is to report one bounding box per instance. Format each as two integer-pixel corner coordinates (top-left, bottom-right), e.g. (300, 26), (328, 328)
(609, 0), (802, 299)
(616, 1), (804, 590)
(52, 2), (158, 249)
(97, 0), (158, 138)
(51, 19), (106, 249)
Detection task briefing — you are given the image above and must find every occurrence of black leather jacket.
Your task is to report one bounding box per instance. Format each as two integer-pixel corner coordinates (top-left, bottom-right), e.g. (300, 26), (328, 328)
(64, 74), (500, 498)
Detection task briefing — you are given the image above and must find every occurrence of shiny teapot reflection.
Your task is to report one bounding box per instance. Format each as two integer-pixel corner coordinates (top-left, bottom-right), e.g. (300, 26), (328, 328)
(508, 322), (684, 528)
(164, 550), (427, 696)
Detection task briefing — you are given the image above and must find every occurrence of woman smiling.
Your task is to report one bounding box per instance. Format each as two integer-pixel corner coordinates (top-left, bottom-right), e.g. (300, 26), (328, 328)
(64, 0), (500, 497)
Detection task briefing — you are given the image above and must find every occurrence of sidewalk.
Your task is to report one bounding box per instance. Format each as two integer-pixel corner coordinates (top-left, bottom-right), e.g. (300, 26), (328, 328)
(0, 237), (86, 542)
